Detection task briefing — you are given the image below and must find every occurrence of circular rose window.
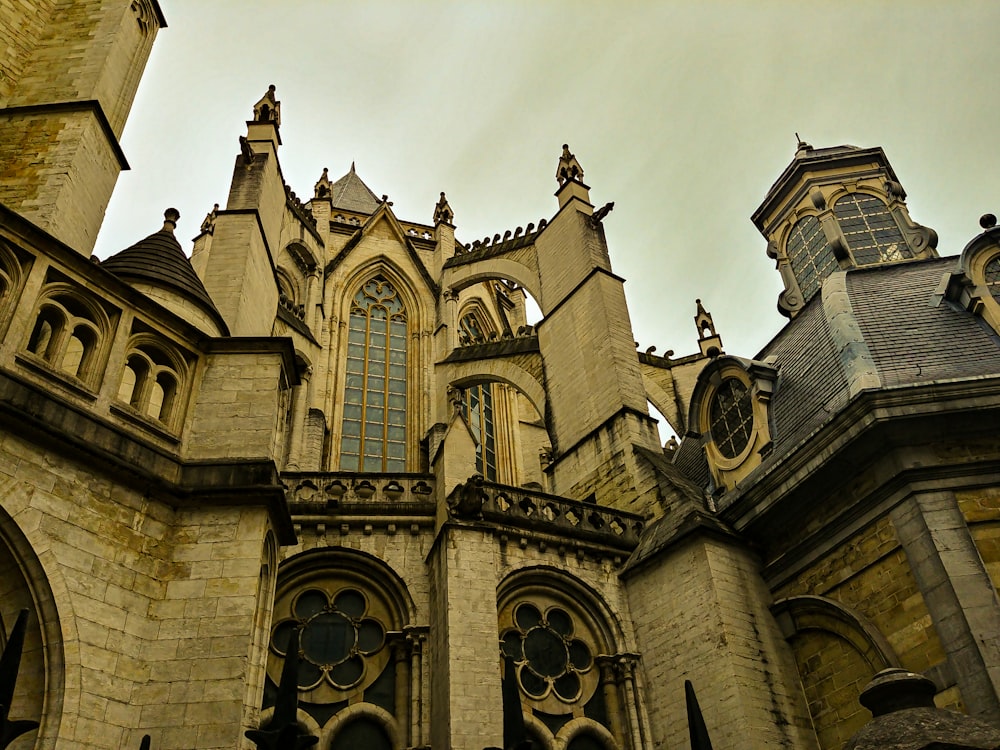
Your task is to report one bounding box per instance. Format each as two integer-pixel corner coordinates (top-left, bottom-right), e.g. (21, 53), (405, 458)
(501, 603), (594, 703)
(270, 587), (385, 690)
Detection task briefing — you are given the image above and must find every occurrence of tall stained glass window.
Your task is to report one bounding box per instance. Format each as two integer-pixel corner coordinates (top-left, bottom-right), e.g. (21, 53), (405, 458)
(340, 277), (407, 472)
(833, 194), (910, 265)
(462, 384), (497, 480)
(786, 215), (838, 302)
(459, 310), (498, 480)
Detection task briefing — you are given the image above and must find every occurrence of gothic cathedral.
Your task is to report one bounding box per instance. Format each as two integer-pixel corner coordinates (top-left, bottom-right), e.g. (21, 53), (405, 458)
(2, 3), (1000, 750)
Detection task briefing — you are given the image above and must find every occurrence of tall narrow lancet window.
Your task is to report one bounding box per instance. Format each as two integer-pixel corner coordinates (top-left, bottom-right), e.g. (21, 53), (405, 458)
(340, 277), (407, 471)
(463, 384), (497, 480)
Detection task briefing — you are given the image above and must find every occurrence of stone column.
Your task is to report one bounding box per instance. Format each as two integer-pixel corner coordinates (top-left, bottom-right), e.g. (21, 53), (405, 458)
(428, 523), (501, 750)
(890, 490), (1000, 721)
(596, 656), (626, 748)
(283, 367), (311, 471)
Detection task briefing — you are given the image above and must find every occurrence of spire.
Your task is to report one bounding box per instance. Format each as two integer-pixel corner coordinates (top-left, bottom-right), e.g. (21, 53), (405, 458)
(433, 192), (454, 225)
(314, 168), (331, 200)
(554, 143), (591, 210)
(556, 143), (585, 185)
(327, 164), (380, 214)
(695, 299), (723, 357)
(251, 84), (280, 127)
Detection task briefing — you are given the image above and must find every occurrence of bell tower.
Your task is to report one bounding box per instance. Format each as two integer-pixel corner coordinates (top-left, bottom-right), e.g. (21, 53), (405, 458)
(0, 0), (166, 255)
(751, 139), (938, 318)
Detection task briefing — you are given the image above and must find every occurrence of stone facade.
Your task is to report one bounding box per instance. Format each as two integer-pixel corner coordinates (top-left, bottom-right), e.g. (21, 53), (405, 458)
(2, 4), (1000, 750)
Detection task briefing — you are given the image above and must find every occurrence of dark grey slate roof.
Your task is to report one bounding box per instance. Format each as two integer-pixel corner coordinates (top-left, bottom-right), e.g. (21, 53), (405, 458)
(102, 217), (225, 331)
(329, 164), (380, 214)
(673, 254), (1000, 494)
(672, 437), (711, 490)
(848, 257), (1000, 387)
(756, 292), (850, 461)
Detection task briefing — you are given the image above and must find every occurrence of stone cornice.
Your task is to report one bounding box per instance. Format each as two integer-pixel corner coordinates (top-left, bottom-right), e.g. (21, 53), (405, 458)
(719, 377), (1000, 532)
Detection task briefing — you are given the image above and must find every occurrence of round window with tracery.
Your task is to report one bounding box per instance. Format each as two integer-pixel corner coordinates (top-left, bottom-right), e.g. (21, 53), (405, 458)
(501, 603), (594, 703)
(270, 588), (386, 690)
(709, 378), (754, 459)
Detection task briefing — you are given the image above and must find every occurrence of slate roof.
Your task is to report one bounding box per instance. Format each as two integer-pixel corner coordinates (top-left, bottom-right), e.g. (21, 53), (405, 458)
(848, 257), (1000, 386)
(329, 164), (381, 214)
(673, 255), (1000, 494)
(102, 215), (224, 330)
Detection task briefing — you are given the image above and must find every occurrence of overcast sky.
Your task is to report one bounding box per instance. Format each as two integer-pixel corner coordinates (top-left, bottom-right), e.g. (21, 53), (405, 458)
(95, 1), (1000, 388)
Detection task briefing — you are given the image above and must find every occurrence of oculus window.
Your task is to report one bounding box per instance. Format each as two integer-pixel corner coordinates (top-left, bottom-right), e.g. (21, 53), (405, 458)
(709, 378), (754, 460)
(340, 277), (407, 471)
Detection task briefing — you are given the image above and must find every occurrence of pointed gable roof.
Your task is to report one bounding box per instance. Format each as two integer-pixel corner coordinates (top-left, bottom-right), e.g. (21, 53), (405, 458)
(329, 163), (381, 214)
(102, 209), (227, 333)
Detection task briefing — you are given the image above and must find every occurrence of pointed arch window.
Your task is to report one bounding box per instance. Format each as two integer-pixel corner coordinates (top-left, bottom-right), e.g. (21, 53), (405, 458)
(462, 384), (497, 481)
(786, 215), (837, 301)
(833, 193), (909, 265)
(340, 277), (407, 472)
(458, 309), (498, 480)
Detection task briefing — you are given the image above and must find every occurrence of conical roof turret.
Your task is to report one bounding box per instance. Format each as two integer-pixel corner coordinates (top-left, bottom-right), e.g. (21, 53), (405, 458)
(102, 209), (227, 334)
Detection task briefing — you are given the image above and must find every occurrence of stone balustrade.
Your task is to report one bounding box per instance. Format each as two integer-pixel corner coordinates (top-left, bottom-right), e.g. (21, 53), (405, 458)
(477, 480), (644, 550)
(282, 472), (436, 514)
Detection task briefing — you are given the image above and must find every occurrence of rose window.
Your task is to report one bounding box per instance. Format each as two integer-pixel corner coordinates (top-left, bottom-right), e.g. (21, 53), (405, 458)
(270, 588), (385, 690)
(501, 603), (593, 702)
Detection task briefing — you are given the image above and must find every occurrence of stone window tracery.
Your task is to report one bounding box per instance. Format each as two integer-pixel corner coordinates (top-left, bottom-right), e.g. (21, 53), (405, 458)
(264, 553), (419, 746)
(458, 307), (499, 479)
(116, 338), (187, 429)
(709, 378), (754, 460)
(498, 589), (614, 740)
(25, 287), (111, 389)
(833, 193), (909, 265)
(270, 588), (386, 691)
(985, 256), (1000, 303)
(502, 602), (594, 703)
(339, 276), (407, 472)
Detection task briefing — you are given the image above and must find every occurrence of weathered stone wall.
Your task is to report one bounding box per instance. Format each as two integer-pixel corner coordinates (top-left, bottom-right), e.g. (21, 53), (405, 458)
(429, 525), (503, 750)
(550, 412), (664, 516)
(627, 535), (818, 750)
(0, 428), (278, 749)
(185, 346), (291, 461)
(0, 1), (159, 255)
(0, 0), (55, 101)
(773, 514), (956, 748)
(0, 107), (122, 254)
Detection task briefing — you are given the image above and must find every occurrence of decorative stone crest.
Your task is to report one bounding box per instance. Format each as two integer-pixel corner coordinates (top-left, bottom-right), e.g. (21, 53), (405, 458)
(556, 144), (585, 185)
(200, 203), (219, 235)
(252, 84), (281, 127)
(433, 192), (454, 225)
(314, 168), (331, 200)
